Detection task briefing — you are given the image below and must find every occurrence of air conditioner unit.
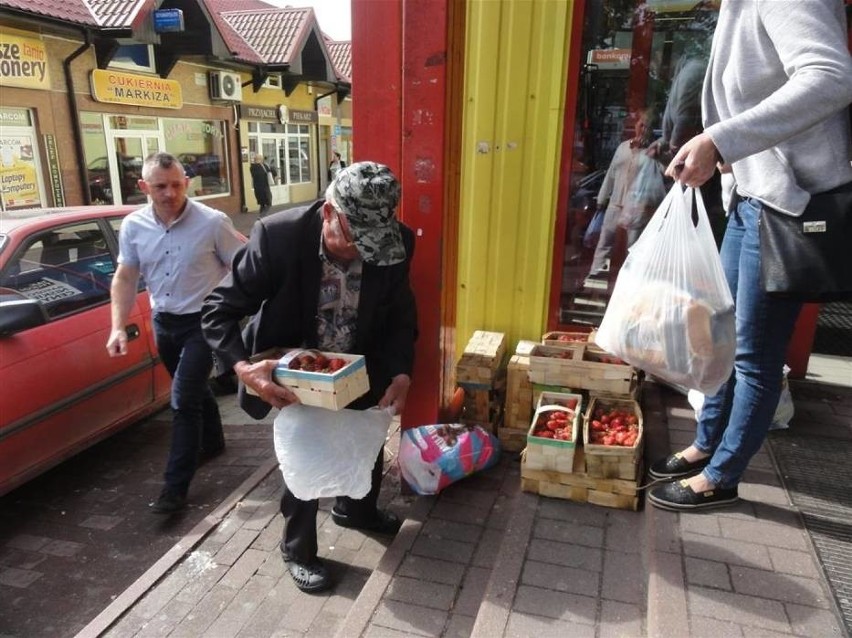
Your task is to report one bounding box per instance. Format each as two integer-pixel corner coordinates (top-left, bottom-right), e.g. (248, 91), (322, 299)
(209, 71), (242, 101)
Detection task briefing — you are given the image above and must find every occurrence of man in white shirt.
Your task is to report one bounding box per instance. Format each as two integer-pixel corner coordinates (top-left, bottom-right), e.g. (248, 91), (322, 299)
(107, 152), (244, 514)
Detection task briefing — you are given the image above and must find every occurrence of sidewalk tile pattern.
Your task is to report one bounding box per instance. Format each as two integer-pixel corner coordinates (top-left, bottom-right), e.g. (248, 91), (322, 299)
(91, 381), (849, 638)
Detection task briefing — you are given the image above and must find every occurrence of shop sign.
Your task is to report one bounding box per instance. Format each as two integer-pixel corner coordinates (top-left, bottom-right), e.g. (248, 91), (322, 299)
(90, 69), (183, 109)
(0, 32), (50, 90)
(587, 48), (631, 70)
(0, 108), (30, 125)
(238, 104), (279, 121)
(43, 134), (64, 207)
(153, 8), (185, 34)
(287, 109), (318, 124)
(0, 134), (41, 209)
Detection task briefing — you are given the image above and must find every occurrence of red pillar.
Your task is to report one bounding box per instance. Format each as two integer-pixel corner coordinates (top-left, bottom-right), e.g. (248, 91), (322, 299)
(786, 305), (820, 379)
(352, 0), (446, 427)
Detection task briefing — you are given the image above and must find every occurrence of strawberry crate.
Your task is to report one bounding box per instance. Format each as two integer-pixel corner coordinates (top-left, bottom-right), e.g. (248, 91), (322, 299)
(273, 349), (369, 410)
(541, 331), (593, 354)
(524, 391), (582, 473)
(521, 447), (641, 510)
(528, 344), (584, 386)
(530, 343), (637, 396)
(582, 396), (643, 480)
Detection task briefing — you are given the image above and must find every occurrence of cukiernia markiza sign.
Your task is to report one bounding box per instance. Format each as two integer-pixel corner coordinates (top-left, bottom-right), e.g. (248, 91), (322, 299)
(90, 69), (183, 109)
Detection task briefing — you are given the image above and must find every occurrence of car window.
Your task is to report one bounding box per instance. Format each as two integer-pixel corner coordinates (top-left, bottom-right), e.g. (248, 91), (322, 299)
(0, 221), (116, 320)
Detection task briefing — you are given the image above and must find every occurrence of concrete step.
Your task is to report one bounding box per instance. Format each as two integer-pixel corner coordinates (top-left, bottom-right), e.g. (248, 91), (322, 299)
(334, 386), (667, 638)
(334, 455), (522, 637)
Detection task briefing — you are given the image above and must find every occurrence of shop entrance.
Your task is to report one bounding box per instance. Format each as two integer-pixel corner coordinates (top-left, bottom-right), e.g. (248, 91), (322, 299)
(106, 133), (161, 205)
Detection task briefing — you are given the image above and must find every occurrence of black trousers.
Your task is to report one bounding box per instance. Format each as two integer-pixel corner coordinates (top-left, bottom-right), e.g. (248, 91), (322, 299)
(280, 448), (384, 563)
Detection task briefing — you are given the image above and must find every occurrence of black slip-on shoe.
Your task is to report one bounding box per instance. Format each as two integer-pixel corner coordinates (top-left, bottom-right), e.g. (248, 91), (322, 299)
(648, 479), (739, 512)
(648, 452), (711, 481)
(279, 544), (332, 593)
(152, 489), (186, 514)
(331, 508), (401, 535)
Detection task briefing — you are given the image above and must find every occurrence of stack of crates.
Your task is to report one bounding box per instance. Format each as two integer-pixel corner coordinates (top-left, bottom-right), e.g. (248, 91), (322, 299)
(456, 331), (507, 434)
(515, 331), (644, 510)
(498, 341), (538, 452)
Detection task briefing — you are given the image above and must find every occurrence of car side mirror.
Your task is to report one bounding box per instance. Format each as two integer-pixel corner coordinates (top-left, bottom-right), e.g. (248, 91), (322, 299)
(0, 297), (48, 336)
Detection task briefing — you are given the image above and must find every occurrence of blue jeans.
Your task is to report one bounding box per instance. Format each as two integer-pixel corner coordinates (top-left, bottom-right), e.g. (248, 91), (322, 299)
(153, 312), (224, 496)
(694, 197), (802, 489)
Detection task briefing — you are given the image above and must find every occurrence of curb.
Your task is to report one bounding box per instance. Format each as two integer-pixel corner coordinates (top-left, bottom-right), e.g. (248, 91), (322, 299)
(74, 458), (279, 638)
(642, 384), (690, 638)
(333, 495), (435, 638)
(469, 491), (537, 638)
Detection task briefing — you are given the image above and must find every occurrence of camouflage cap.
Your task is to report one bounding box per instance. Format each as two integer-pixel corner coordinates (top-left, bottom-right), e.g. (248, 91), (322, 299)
(330, 161), (406, 266)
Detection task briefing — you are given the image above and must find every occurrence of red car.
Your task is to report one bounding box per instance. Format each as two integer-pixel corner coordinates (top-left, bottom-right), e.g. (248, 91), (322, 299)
(0, 206), (172, 496)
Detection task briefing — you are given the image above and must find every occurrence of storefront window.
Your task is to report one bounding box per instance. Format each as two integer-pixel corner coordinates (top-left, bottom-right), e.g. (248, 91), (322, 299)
(0, 108), (46, 211)
(163, 118), (229, 198)
(556, 0), (720, 328)
(81, 114), (229, 204)
(248, 122), (313, 186)
(110, 44), (156, 74)
(287, 124), (311, 184)
(81, 113), (113, 204)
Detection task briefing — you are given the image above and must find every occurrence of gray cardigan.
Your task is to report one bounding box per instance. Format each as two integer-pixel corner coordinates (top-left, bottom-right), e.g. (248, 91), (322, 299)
(702, 0), (852, 216)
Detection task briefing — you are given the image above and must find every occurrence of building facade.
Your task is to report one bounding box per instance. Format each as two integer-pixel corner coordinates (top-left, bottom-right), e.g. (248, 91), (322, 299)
(0, 0), (351, 215)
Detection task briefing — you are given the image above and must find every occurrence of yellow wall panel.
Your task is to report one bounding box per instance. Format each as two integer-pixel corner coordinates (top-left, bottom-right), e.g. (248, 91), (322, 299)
(456, 0), (572, 357)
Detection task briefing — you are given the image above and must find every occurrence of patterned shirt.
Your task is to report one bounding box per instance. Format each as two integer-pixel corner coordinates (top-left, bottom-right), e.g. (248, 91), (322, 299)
(317, 242), (362, 353)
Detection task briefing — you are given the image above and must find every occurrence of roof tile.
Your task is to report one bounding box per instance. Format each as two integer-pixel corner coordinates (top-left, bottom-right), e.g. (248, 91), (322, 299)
(0, 0), (97, 26)
(220, 7), (312, 65)
(327, 40), (351, 83)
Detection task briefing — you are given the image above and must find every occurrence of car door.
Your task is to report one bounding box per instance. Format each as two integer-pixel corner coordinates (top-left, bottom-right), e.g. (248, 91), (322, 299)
(107, 216), (172, 402)
(0, 217), (159, 495)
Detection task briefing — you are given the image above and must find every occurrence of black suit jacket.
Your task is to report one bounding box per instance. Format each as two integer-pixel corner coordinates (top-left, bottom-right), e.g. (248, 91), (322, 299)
(202, 201), (418, 419)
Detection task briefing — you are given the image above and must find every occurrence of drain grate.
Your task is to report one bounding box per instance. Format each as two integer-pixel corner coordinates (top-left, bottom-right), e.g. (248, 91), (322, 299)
(770, 433), (852, 634)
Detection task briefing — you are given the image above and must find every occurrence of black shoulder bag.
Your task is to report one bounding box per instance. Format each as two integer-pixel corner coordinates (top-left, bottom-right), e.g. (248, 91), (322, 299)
(758, 180), (852, 303)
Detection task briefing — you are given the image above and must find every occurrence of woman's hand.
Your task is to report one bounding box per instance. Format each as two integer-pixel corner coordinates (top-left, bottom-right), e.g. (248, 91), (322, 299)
(666, 133), (721, 188)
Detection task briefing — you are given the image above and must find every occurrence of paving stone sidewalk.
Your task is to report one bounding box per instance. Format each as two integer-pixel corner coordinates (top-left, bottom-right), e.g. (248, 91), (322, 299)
(77, 381), (849, 638)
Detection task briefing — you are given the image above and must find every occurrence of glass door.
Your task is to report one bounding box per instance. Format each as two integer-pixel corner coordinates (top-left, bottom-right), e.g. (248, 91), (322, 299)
(108, 135), (160, 205)
(553, 0), (721, 329)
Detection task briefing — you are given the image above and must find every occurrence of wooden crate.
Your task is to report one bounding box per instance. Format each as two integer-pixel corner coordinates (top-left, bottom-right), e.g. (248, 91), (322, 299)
(531, 382), (581, 409)
(504, 354), (533, 430)
(456, 331), (507, 385)
(521, 448), (641, 510)
(583, 396), (644, 480)
(459, 368), (506, 431)
(541, 331), (593, 354)
(273, 350), (368, 410)
(524, 391), (583, 473)
(529, 344), (637, 396)
(497, 425), (527, 452)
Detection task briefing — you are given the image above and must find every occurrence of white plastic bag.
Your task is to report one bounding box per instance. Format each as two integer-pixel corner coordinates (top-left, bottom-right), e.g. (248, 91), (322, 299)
(772, 371), (795, 430)
(687, 367), (794, 431)
(273, 404), (393, 501)
(596, 186), (735, 395)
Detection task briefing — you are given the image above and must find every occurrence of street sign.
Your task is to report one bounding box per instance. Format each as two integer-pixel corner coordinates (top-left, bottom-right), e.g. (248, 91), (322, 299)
(153, 9), (185, 34)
